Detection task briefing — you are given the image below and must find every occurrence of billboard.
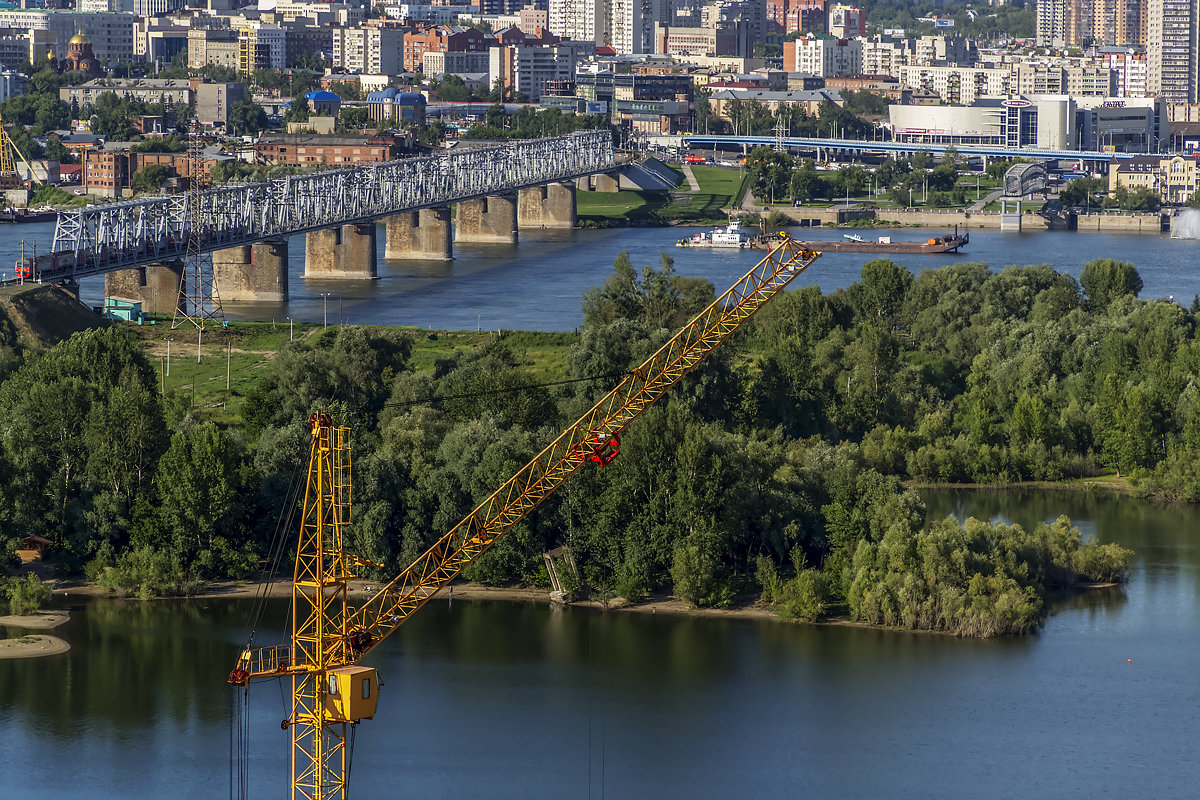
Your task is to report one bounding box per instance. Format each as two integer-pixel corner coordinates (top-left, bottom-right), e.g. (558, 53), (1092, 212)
(585, 101), (608, 114)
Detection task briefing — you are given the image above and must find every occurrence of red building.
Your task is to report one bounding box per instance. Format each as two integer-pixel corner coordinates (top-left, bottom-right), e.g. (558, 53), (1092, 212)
(402, 26), (495, 74)
(767, 0), (826, 35)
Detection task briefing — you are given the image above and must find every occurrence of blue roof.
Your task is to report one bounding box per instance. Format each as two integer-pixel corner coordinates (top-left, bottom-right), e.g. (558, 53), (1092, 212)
(367, 88), (425, 105)
(305, 90), (341, 102)
(395, 92), (426, 106)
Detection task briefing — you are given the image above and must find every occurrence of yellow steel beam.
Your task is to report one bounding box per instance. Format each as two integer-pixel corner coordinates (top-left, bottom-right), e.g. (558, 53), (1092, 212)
(343, 236), (820, 657)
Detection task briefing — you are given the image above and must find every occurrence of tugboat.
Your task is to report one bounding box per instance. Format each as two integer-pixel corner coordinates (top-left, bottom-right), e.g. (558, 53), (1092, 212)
(677, 219), (755, 248)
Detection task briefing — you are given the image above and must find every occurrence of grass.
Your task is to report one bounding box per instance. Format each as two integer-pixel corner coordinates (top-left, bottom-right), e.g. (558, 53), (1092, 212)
(128, 320), (581, 423)
(576, 164), (748, 225)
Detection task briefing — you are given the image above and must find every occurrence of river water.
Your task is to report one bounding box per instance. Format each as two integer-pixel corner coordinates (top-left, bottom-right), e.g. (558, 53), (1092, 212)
(1, 488), (1196, 798)
(2, 221), (1199, 330)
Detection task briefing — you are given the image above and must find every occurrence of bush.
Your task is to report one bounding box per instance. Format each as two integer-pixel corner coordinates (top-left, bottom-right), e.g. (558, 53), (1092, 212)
(94, 546), (204, 599)
(4, 573), (51, 615)
(756, 547), (829, 621)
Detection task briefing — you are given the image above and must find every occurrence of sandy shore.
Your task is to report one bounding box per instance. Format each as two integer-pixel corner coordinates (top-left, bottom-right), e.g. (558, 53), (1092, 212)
(0, 611), (73, 659)
(0, 634), (70, 659)
(48, 575), (788, 623)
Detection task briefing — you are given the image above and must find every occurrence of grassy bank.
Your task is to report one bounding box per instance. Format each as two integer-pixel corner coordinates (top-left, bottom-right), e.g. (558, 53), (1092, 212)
(577, 164), (747, 225)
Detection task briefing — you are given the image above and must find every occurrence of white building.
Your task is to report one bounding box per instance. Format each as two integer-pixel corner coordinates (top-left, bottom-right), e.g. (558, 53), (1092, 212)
(385, 4), (473, 23)
(331, 26), (403, 74)
(1101, 48), (1148, 98)
(610, 0), (664, 54)
(896, 65), (1011, 105)
(1147, 0), (1199, 104)
(243, 22), (286, 69)
(548, 0), (608, 46)
(783, 35), (862, 77)
(489, 42), (584, 99)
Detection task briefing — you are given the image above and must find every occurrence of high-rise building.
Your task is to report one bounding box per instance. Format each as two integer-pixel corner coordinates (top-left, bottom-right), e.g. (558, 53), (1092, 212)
(1039, 0), (1145, 47)
(1147, 0), (1199, 103)
(548, 0), (609, 45)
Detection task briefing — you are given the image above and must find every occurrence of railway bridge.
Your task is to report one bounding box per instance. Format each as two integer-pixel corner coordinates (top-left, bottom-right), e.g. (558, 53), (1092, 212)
(19, 131), (614, 312)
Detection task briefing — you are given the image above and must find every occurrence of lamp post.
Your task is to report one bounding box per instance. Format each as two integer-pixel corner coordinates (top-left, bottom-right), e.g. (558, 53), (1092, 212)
(319, 293), (331, 327)
(286, 316), (293, 342)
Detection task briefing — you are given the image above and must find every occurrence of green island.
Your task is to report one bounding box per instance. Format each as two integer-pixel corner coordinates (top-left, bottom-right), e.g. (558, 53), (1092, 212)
(2, 252), (1171, 637)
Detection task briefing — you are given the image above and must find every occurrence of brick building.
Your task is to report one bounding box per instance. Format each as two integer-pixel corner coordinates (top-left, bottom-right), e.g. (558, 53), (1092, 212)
(255, 133), (404, 166)
(402, 25), (495, 73)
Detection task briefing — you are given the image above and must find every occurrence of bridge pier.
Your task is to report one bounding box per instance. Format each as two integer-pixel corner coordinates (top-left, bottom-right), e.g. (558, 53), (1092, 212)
(305, 223), (378, 279)
(518, 182), (576, 229)
(1000, 197), (1022, 232)
(384, 207), (453, 259)
(592, 173), (620, 193)
(455, 195), (517, 244)
(213, 240), (288, 301)
(104, 262), (184, 315)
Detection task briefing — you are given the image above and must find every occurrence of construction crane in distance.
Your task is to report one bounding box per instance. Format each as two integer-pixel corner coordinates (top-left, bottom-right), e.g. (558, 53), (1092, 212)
(228, 234), (822, 800)
(0, 113), (41, 188)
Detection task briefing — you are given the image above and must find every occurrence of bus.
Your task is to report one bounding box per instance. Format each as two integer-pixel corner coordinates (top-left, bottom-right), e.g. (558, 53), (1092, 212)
(683, 154), (708, 163)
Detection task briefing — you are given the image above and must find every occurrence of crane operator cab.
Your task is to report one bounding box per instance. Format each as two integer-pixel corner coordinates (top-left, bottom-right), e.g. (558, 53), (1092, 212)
(324, 666), (379, 723)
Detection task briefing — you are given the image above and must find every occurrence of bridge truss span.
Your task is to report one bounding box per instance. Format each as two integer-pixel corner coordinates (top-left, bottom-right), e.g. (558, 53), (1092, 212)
(42, 131), (613, 282)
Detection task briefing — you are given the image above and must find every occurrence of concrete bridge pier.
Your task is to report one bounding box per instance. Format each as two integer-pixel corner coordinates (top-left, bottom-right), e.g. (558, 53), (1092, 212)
(104, 261), (184, 315)
(385, 207), (453, 259)
(591, 173), (620, 193)
(304, 223), (378, 279)
(518, 181), (576, 229)
(1000, 197), (1022, 232)
(455, 195), (517, 244)
(213, 240), (289, 301)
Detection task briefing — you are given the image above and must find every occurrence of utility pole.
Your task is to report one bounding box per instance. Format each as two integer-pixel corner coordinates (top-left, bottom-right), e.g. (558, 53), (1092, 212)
(226, 340), (231, 392)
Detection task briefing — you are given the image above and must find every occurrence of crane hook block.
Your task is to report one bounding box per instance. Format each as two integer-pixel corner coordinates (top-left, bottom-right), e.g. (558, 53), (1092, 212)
(587, 432), (621, 468)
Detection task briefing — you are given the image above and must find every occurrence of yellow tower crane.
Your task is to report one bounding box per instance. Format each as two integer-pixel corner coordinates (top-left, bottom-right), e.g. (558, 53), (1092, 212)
(228, 234), (822, 800)
(0, 113), (40, 188)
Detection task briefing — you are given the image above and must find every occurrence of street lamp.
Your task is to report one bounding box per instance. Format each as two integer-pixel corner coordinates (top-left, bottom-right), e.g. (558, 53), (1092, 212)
(318, 293), (331, 327)
(286, 316), (293, 342)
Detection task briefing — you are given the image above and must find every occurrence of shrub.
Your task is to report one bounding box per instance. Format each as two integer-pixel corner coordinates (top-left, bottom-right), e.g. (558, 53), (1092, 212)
(5, 573), (51, 615)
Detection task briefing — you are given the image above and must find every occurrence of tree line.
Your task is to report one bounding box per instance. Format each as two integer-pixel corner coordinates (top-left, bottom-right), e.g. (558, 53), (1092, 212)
(0, 250), (1149, 635)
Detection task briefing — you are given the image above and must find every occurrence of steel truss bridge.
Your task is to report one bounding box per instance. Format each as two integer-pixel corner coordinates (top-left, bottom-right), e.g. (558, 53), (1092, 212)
(24, 131), (614, 283)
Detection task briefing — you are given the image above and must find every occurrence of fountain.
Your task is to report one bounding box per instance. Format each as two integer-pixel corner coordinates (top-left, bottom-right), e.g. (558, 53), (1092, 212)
(1172, 208), (1200, 238)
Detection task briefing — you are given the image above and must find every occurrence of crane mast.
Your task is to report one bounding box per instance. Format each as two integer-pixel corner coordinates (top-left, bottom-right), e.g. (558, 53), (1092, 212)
(229, 235), (821, 799)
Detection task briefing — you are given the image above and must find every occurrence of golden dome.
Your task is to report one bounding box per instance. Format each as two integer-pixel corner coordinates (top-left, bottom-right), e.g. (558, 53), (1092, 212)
(69, 32), (90, 46)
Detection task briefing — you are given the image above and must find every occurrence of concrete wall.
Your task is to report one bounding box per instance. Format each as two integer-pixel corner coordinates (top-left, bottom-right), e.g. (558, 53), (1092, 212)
(213, 240), (289, 301)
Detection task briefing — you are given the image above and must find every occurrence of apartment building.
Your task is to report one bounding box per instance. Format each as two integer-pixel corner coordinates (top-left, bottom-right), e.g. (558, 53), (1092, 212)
(331, 26), (404, 74)
(188, 27), (239, 70)
(1110, 154), (1199, 201)
(896, 65), (1011, 105)
(489, 41), (586, 100)
(402, 25), (494, 73)
(1101, 48), (1149, 96)
(255, 133), (402, 166)
(0, 10), (137, 63)
(60, 78), (192, 107)
(1147, 0), (1199, 104)
(783, 35), (861, 77)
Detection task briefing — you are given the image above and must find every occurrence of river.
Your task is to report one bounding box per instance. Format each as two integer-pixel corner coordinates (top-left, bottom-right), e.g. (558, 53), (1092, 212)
(2, 221), (1199, 330)
(1, 488), (1196, 798)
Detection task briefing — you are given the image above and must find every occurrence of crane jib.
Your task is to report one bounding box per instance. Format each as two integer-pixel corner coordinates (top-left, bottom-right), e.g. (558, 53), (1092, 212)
(229, 234), (820, 799)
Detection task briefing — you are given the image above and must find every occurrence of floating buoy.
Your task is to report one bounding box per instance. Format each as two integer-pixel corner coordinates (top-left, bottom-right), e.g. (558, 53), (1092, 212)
(1128, 659), (1132, 663)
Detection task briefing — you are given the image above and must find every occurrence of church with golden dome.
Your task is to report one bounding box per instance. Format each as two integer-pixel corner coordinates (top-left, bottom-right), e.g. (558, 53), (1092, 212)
(59, 31), (103, 78)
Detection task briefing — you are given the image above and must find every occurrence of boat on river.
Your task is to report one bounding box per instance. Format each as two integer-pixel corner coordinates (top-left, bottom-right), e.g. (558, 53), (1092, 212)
(781, 230), (969, 254)
(676, 219), (755, 249)
(0, 206), (57, 224)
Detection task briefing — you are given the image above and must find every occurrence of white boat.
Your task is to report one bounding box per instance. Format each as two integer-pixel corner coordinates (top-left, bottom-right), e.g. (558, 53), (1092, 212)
(843, 233), (865, 241)
(677, 219), (755, 248)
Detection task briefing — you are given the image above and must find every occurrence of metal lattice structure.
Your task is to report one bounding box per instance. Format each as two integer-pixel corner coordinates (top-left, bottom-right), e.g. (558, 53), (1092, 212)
(230, 235), (821, 798)
(1003, 162), (1048, 197)
(172, 128), (223, 328)
(31, 131), (613, 283)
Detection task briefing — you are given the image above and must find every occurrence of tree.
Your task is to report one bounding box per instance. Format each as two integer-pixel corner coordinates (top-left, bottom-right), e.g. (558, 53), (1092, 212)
(339, 107), (370, 131)
(285, 97), (310, 123)
(1080, 258), (1142, 312)
(130, 163), (171, 194)
(228, 100), (268, 136)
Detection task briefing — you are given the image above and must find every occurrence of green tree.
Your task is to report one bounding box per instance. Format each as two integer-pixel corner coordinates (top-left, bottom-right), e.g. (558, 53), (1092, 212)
(1080, 258), (1142, 312)
(130, 163), (171, 194)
